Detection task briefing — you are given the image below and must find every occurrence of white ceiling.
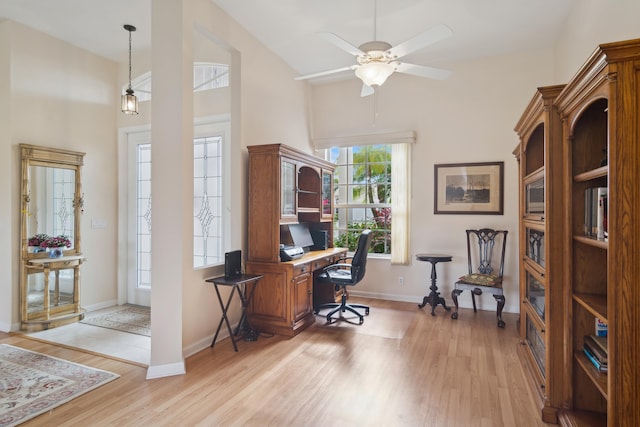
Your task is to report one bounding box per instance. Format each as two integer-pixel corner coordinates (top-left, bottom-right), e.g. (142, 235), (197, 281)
(0, 0), (575, 81)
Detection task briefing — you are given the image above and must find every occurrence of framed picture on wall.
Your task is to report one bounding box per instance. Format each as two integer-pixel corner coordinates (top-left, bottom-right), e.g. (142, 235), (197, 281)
(434, 161), (504, 215)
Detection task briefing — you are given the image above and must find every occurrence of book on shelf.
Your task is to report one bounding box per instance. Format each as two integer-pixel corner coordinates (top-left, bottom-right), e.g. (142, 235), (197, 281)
(584, 335), (608, 364)
(595, 318), (608, 337)
(583, 345), (608, 372)
(584, 187), (608, 240)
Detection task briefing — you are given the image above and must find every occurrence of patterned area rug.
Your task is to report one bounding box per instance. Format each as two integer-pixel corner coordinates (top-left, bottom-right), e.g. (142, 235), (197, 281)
(0, 344), (119, 427)
(80, 305), (150, 337)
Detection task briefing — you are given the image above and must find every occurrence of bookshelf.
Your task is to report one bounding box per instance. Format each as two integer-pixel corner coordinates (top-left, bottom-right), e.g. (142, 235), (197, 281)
(554, 39), (640, 426)
(514, 85), (566, 423)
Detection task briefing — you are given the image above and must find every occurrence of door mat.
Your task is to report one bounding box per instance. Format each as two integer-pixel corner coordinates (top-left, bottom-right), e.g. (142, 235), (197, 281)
(80, 305), (150, 337)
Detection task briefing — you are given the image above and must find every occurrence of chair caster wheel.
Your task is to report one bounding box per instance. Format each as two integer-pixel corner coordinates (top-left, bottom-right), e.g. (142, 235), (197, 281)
(365, 308), (370, 315)
(498, 320), (505, 328)
(358, 317), (364, 325)
(451, 312), (458, 320)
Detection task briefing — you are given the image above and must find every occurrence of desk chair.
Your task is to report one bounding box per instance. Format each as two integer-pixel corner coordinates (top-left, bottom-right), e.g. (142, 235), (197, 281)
(315, 229), (372, 324)
(451, 228), (508, 328)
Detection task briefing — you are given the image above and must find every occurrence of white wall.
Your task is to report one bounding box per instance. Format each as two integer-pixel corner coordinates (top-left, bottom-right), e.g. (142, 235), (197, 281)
(167, 0), (314, 359)
(0, 22), (13, 332)
(554, 0), (640, 82)
(0, 21), (118, 331)
(310, 49), (556, 314)
(308, 1), (640, 316)
(2, 0), (640, 360)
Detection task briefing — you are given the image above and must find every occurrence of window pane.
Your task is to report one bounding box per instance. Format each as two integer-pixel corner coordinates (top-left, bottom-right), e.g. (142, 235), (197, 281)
(194, 136), (223, 268)
(332, 144), (393, 254)
(137, 144), (152, 289)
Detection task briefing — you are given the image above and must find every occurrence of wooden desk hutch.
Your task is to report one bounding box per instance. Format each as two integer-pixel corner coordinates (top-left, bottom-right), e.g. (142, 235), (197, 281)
(246, 144), (347, 337)
(514, 39), (640, 426)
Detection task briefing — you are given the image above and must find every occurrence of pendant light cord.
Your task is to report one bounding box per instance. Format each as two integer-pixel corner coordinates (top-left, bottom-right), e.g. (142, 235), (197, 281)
(373, 0), (377, 40)
(128, 29), (133, 91)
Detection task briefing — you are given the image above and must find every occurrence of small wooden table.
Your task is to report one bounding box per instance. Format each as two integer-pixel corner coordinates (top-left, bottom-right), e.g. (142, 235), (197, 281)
(416, 253), (452, 316)
(206, 274), (262, 352)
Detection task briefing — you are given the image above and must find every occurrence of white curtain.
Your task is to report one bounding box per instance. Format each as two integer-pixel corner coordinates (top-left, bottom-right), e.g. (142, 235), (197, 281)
(391, 142), (411, 265)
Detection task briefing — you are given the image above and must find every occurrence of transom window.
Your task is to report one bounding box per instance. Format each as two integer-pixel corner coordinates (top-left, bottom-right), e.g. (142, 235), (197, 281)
(126, 62), (230, 103)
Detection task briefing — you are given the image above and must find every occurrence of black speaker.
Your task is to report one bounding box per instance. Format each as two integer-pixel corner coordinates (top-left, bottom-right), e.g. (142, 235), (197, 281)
(310, 230), (328, 251)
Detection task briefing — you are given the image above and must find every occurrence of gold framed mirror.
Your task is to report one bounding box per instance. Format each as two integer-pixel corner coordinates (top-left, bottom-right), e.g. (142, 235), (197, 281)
(20, 144), (87, 330)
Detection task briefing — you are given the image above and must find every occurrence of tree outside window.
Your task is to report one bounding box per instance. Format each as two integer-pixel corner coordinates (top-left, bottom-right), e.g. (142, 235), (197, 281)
(331, 144), (392, 254)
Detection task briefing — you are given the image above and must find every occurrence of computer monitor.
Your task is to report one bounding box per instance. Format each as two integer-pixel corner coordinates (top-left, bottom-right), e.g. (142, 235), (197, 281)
(288, 223), (315, 250)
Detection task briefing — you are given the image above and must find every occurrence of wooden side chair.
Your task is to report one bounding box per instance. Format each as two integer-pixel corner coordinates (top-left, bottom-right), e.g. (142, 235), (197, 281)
(451, 228), (508, 327)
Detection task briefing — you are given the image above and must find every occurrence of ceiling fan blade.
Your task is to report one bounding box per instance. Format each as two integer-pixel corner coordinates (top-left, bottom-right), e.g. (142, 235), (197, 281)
(387, 24), (453, 59)
(361, 83), (375, 97)
(294, 65), (357, 81)
(395, 62), (451, 80)
(319, 32), (365, 56)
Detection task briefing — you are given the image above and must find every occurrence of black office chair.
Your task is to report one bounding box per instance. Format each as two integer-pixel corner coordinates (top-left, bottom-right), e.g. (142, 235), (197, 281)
(451, 228), (508, 328)
(315, 229), (372, 324)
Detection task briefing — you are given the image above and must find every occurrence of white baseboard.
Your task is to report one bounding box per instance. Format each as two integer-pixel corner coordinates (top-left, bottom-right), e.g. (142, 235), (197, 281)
(0, 321), (16, 333)
(348, 290), (518, 314)
(182, 321), (237, 359)
(146, 360), (186, 379)
(82, 299), (118, 313)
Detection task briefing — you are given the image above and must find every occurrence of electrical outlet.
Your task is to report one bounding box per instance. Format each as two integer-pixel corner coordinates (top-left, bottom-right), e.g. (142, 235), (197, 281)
(398, 276), (404, 286)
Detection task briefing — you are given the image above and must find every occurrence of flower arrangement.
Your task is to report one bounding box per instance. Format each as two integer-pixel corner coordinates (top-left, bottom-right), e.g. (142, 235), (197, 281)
(28, 233), (50, 247)
(41, 235), (72, 248)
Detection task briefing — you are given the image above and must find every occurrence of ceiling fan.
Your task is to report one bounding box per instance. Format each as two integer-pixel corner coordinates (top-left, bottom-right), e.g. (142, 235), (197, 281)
(294, 1), (453, 97)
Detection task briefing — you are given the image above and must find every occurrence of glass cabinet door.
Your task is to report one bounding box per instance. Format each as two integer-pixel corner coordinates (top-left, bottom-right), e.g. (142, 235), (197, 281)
(281, 160), (296, 218)
(321, 170), (332, 217)
(526, 228), (545, 268)
(526, 314), (546, 377)
(525, 176), (544, 216)
(526, 270), (545, 320)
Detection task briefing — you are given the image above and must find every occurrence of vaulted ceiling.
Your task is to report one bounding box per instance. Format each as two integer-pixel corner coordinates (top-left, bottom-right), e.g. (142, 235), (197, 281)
(0, 0), (574, 82)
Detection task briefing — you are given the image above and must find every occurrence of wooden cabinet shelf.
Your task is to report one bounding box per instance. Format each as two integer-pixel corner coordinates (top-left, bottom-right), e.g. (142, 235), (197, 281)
(573, 293), (607, 321)
(574, 351), (608, 398)
(559, 410), (607, 427)
(573, 235), (608, 250)
(574, 166), (608, 183)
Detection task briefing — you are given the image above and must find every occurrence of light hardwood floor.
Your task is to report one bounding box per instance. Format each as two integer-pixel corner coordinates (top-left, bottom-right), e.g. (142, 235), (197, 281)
(2, 298), (549, 426)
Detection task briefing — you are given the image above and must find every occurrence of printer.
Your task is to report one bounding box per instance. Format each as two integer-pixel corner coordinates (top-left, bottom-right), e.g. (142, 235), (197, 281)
(280, 244), (304, 261)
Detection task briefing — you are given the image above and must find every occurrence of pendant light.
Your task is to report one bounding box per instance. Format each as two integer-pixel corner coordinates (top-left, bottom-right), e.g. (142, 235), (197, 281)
(121, 24), (138, 115)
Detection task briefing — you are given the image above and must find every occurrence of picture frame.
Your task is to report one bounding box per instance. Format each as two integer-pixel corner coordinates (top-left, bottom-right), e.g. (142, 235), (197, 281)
(434, 161), (504, 215)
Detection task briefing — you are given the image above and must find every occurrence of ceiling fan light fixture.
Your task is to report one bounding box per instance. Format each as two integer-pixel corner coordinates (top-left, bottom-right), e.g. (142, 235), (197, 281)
(355, 61), (396, 87)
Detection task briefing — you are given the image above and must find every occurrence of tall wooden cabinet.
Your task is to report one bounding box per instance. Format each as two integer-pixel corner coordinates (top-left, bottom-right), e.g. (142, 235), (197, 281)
(246, 144), (346, 337)
(554, 38), (640, 427)
(514, 85), (566, 423)
(515, 39), (640, 426)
